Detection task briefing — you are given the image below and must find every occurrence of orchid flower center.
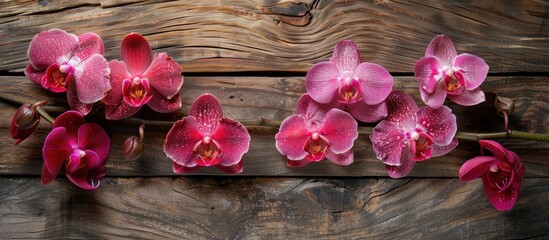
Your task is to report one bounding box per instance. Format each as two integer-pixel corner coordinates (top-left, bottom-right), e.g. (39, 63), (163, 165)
(442, 68), (465, 95)
(193, 136), (222, 166)
(408, 131), (433, 161)
(338, 77), (362, 104)
(488, 167), (513, 192)
(41, 63), (74, 93)
(304, 132), (330, 162)
(122, 77), (153, 107)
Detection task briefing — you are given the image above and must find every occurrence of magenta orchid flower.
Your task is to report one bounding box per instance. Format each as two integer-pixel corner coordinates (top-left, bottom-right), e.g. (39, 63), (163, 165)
(305, 40), (393, 122)
(42, 111), (110, 190)
(459, 140), (525, 211)
(275, 94), (358, 167)
(414, 35), (489, 108)
(370, 91), (458, 178)
(103, 33), (183, 120)
(25, 29), (111, 115)
(164, 94), (250, 174)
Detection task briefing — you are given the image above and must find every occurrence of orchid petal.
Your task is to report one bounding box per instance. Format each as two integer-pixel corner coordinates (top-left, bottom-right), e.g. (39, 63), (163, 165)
(354, 62), (393, 105)
(147, 88), (182, 113)
(173, 162), (201, 174)
(216, 160), (243, 174)
(320, 109), (358, 154)
(417, 106), (457, 145)
(42, 127), (72, 178)
(53, 110), (85, 143)
(74, 54), (111, 104)
(66, 150), (101, 190)
(447, 87), (485, 106)
(346, 100), (387, 123)
(120, 33), (152, 76)
(326, 149), (353, 166)
(386, 145), (415, 178)
(213, 118), (251, 166)
(25, 64), (44, 85)
(190, 94), (223, 135)
(305, 62), (339, 104)
(330, 40), (361, 72)
(66, 153), (82, 174)
(78, 123), (110, 162)
(432, 138), (458, 157)
(295, 93), (338, 126)
(414, 56), (441, 94)
(164, 117), (203, 167)
(104, 101), (141, 120)
(103, 60), (131, 105)
(27, 29), (79, 70)
(286, 159), (311, 167)
(479, 140), (509, 162)
(385, 91), (419, 130)
(145, 52), (183, 99)
(482, 174), (520, 211)
(275, 114), (310, 161)
(425, 35), (457, 67)
(75, 33), (104, 62)
(370, 120), (406, 166)
(419, 80), (447, 109)
(453, 53), (489, 90)
(458, 156), (496, 181)
(41, 163), (57, 185)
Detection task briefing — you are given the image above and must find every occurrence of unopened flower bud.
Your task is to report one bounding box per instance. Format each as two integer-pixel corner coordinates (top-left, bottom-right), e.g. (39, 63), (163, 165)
(495, 95), (514, 117)
(10, 101), (47, 145)
(123, 124), (145, 161)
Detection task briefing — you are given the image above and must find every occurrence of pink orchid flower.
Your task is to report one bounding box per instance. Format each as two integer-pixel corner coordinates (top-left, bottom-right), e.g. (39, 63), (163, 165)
(25, 29), (111, 115)
(459, 140), (525, 211)
(164, 94), (250, 174)
(414, 35), (489, 108)
(103, 33), (183, 120)
(42, 111), (110, 190)
(275, 94), (358, 167)
(370, 91), (458, 178)
(305, 40), (393, 122)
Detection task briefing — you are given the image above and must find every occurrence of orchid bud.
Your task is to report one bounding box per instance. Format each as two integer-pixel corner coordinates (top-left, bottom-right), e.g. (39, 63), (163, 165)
(10, 101), (47, 145)
(495, 95), (514, 117)
(123, 124), (145, 161)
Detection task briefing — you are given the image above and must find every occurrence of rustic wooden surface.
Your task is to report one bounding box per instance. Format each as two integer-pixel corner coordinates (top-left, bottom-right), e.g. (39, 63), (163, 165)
(1, 0), (548, 239)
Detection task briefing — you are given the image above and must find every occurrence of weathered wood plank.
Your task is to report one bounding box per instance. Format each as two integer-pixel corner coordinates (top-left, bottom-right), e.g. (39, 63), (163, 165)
(0, 76), (547, 177)
(1, 0), (548, 73)
(1, 177), (548, 239)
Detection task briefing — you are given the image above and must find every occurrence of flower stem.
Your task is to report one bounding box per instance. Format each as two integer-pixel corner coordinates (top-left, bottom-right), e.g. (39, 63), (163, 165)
(35, 106), (55, 125)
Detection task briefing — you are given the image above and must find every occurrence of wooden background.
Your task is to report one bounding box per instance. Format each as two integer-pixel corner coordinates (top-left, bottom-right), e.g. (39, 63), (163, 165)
(1, 0), (548, 239)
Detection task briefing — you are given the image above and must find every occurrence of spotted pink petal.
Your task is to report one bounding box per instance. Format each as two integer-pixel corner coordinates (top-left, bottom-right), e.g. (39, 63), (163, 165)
(190, 94), (223, 135)
(432, 138), (458, 157)
(447, 87), (485, 106)
(453, 53), (489, 90)
(326, 149), (353, 166)
(216, 160), (243, 174)
(346, 100), (387, 123)
(275, 114), (310, 161)
(459, 156), (497, 182)
(53, 110), (85, 144)
(286, 159), (311, 167)
(145, 52), (184, 99)
(295, 93), (339, 126)
(164, 117), (203, 167)
(104, 101), (141, 120)
(414, 56), (440, 94)
(419, 80), (447, 109)
(27, 29), (79, 70)
(212, 118), (250, 166)
(319, 109), (358, 154)
(482, 174), (520, 211)
(147, 88), (182, 113)
(354, 62), (393, 105)
(385, 91), (419, 130)
(78, 123), (110, 162)
(425, 35), (457, 67)
(25, 64), (44, 85)
(103, 60), (131, 105)
(74, 54), (111, 103)
(330, 40), (361, 72)
(305, 62), (339, 104)
(42, 127), (72, 179)
(370, 120), (406, 166)
(416, 106), (457, 145)
(120, 33), (152, 76)
(66, 150), (101, 190)
(385, 144), (415, 178)
(173, 162), (201, 174)
(74, 33), (104, 62)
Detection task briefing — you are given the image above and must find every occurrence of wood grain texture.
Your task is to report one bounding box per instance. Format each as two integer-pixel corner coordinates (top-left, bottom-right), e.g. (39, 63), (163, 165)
(1, 76), (547, 177)
(1, 0), (549, 73)
(1, 177), (548, 239)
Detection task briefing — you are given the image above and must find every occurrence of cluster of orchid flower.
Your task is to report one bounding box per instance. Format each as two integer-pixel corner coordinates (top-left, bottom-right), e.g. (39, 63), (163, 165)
(10, 29), (531, 211)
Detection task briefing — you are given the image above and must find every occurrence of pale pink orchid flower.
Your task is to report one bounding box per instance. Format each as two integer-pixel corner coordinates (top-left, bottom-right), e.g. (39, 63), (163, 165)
(459, 140), (525, 211)
(305, 40), (393, 122)
(414, 35), (489, 108)
(42, 111), (110, 190)
(164, 94), (250, 174)
(276, 94), (358, 167)
(103, 33), (183, 120)
(370, 91), (458, 178)
(25, 29), (111, 115)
